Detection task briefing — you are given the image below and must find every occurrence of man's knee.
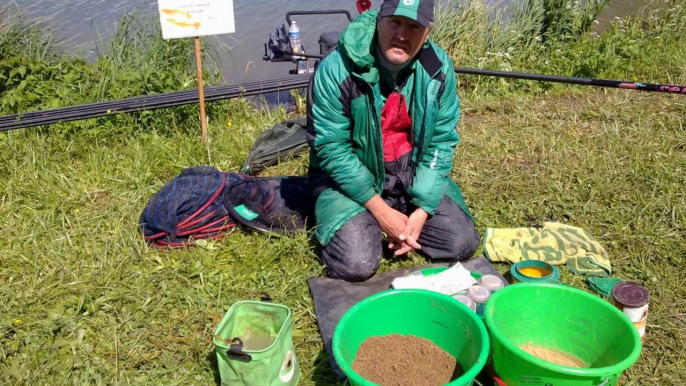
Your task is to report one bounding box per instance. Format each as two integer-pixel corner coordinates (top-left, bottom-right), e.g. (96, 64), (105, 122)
(420, 197), (481, 260)
(423, 222), (480, 261)
(326, 251), (381, 281)
(320, 211), (382, 281)
(447, 222), (481, 260)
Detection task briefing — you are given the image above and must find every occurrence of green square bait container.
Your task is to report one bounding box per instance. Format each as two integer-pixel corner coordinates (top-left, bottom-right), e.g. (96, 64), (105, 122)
(484, 283), (642, 386)
(213, 299), (300, 386)
(332, 289), (490, 386)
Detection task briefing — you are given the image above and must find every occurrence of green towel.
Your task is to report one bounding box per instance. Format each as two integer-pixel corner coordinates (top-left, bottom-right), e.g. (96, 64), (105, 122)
(588, 277), (622, 298)
(483, 222), (611, 277)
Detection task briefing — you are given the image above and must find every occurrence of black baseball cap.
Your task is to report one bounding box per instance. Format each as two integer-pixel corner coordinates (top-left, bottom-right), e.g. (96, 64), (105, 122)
(379, 0), (435, 28)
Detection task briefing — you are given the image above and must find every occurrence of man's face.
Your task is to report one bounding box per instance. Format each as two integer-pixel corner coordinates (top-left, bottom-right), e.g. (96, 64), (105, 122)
(376, 15), (431, 66)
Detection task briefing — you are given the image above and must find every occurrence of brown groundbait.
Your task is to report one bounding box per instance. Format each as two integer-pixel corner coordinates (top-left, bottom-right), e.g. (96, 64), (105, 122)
(520, 344), (588, 368)
(352, 334), (464, 386)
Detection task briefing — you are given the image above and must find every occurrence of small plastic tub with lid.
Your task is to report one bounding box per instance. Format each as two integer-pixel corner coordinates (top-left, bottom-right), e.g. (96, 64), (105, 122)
(479, 274), (505, 293)
(466, 285), (491, 317)
(510, 260), (560, 283)
(453, 294), (477, 312)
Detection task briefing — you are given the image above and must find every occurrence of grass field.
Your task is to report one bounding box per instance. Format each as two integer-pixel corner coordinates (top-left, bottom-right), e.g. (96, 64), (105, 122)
(2, 1), (686, 385)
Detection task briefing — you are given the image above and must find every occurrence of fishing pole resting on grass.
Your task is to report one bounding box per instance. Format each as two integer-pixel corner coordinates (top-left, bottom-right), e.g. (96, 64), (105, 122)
(0, 68), (684, 132)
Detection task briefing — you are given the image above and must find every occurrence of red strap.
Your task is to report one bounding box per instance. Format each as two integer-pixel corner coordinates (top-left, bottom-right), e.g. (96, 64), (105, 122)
(356, 0), (372, 14)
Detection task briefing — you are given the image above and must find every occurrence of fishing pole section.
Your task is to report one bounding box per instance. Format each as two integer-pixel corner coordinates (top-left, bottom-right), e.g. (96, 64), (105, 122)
(2, 67), (683, 132)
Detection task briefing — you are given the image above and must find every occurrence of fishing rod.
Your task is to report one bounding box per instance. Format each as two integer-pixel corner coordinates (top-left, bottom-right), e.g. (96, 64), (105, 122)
(0, 74), (311, 124)
(1, 68), (684, 132)
(278, 46), (686, 95)
(0, 75), (312, 131)
(455, 67), (686, 94)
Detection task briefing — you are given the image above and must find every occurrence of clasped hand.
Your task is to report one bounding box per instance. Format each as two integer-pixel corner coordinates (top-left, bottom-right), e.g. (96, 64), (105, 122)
(377, 206), (428, 256)
(364, 195), (428, 256)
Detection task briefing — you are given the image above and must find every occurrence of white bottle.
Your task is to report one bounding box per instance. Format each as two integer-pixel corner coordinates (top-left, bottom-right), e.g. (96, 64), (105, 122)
(288, 21), (302, 60)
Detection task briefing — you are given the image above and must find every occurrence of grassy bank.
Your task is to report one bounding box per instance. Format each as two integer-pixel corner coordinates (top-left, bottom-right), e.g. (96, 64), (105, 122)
(1, 1), (685, 385)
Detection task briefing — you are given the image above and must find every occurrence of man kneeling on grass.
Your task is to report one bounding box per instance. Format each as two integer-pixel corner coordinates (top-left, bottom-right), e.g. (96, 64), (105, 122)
(306, 0), (480, 281)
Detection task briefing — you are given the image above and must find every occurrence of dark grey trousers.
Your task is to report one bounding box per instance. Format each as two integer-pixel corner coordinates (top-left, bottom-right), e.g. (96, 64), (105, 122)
(320, 195), (480, 282)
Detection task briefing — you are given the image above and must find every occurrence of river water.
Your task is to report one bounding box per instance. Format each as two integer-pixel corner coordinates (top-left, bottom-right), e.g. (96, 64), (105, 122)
(6, 0), (649, 84)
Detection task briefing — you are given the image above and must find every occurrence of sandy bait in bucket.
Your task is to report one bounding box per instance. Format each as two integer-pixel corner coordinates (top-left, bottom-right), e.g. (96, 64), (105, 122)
(352, 334), (463, 386)
(520, 344), (587, 368)
(484, 283), (642, 386)
(333, 289), (490, 386)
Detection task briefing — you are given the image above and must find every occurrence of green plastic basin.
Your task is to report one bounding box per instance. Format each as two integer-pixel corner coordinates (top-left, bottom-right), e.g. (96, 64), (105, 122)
(484, 283), (642, 386)
(418, 267), (483, 281)
(332, 289), (490, 386)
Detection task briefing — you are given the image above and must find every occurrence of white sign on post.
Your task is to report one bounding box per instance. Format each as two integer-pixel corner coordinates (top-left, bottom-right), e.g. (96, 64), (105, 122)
(158, 0), (235, 40)
(157, 0), (235, 145)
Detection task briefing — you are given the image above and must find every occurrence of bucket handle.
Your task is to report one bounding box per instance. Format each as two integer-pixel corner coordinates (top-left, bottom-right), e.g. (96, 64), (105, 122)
(248, 291), (272, 302)
(598, 377), (610, 386)
(227, 337), (253, 363)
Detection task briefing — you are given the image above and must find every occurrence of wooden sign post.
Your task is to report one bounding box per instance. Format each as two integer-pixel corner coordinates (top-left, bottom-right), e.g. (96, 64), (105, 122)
(194, 37), (207, 144)
(157, 0), (236, 145)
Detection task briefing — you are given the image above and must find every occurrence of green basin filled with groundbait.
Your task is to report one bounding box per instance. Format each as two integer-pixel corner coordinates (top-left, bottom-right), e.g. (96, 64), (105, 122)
(332, 289), (490, 386)
(484, 282), (642, 386)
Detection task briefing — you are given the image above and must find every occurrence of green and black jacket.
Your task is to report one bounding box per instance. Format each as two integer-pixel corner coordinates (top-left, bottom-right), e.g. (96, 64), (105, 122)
(306, 10), (474, 246)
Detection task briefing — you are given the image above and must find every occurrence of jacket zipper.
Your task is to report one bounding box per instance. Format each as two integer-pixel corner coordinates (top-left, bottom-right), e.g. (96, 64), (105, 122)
(395, 83), (402, 119)
(405, 76), (416, 169)
(370, 83), (384, 192)
(393, 82), (402, 176)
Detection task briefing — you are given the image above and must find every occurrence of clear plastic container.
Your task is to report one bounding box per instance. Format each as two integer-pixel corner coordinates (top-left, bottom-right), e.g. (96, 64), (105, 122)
(479, 274), (505, 293)
(467, 285), (491, 317)
(453, 294), (477, 312)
